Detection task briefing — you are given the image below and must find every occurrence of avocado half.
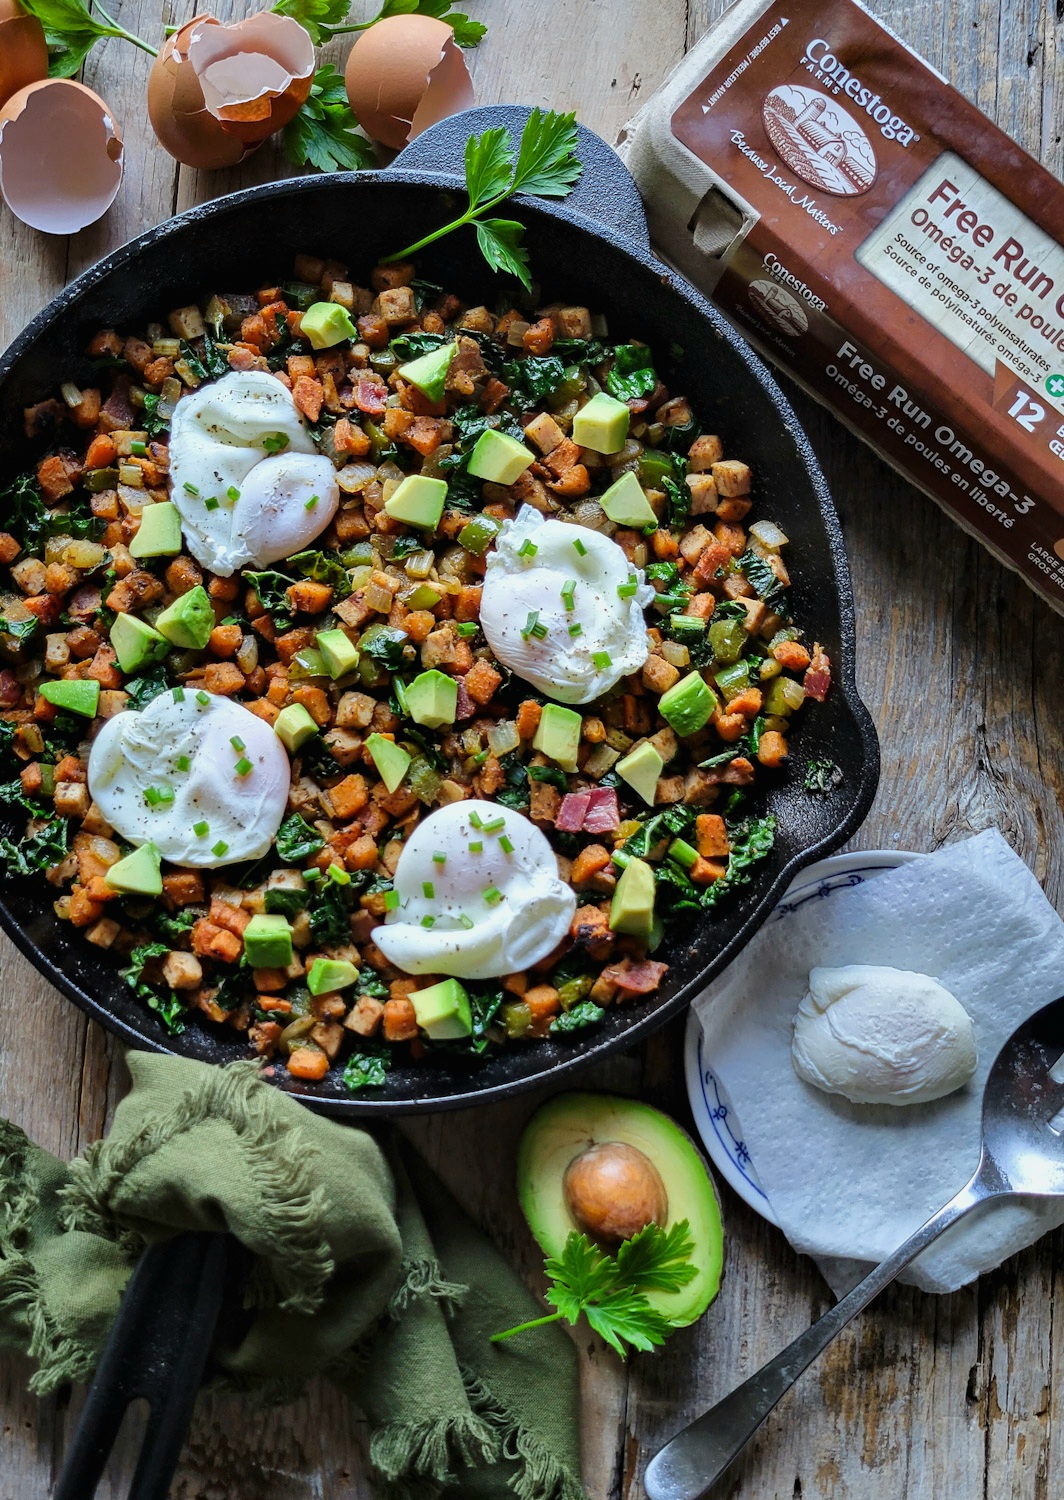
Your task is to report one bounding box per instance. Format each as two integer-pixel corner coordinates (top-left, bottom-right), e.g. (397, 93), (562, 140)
(517, 1091), (724, 1327)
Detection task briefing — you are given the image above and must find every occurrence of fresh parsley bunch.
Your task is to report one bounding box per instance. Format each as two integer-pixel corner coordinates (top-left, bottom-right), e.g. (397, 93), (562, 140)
(384, 110), (583, 291)
(493, 1220), (698, 1356)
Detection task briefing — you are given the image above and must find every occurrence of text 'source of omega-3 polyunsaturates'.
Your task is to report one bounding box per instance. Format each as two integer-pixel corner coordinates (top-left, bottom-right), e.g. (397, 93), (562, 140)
(620, 0), (1064, 614)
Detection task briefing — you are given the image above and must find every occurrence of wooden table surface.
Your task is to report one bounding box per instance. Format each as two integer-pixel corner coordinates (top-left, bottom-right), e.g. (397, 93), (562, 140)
(3, 0), (1064, 1495)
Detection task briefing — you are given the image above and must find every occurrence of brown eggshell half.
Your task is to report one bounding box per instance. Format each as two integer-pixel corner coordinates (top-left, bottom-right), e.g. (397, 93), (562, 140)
(0, 0), (48, 113)
(0, 79), (123, 235)
(186, 12), (315, 142)
(345, 14), (474, 153)
(147, 20), (249, 170)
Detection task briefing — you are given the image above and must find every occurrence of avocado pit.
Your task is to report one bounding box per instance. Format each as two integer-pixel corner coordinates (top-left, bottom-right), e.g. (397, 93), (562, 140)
(562, 1140), (668, 1246)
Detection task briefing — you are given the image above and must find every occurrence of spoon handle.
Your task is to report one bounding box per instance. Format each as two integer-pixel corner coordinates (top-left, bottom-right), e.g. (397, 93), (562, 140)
(643, 1178), (986, 1500)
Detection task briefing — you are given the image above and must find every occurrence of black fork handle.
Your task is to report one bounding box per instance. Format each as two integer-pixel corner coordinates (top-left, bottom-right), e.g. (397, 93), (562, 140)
(54, 1231), (230, 1500)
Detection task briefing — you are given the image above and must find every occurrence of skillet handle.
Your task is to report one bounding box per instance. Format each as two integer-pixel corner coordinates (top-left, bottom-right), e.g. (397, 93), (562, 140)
(390, 105), (652, 252)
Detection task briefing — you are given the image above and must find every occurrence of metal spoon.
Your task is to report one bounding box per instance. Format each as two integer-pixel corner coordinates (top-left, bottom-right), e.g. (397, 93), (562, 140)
(644, 995), (1064, 1500)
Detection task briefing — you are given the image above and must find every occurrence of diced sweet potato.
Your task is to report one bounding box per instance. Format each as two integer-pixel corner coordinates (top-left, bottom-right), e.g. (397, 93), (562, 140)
(327, 774), (369, 820)
(695, 813), (730, 859)
(203, 662), (245, 696)
(757, 729), (788, 768)
(570, 844), (611, 886)
(287, 1046), (329, 1080)
(464, 658), (502, 706)
(383, 996), (418, 1042)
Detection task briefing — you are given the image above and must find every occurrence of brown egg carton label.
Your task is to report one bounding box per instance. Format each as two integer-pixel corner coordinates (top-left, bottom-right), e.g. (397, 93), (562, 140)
(619, 0), (1064, 613)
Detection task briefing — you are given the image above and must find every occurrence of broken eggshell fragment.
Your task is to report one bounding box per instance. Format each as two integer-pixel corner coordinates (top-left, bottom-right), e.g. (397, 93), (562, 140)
(147, 12), (315, 169)
(0, 0), (48, 112)
(344, 14), (474, 153)
(0, 79), (123, 235)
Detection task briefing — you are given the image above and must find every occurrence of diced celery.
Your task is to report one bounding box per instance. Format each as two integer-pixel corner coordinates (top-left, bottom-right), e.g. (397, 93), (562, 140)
(458, 515), (501, 555)
(708, 618), (745, 665)
(714, 660), (751, 702)
(764, 676), (806, 716)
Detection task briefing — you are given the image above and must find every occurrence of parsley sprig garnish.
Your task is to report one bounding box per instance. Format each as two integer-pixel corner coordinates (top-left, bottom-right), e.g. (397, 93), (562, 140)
(492, 1220), (697, 1356)
(273, 0), (484, 47)
(20, 0), (157, 75)
(384, 110), (582, 291)
(283, 65), (375, 174)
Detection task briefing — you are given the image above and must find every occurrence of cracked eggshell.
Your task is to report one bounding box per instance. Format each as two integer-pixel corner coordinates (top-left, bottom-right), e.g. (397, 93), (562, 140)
(0, 0), (48, 112)
(0, 79), (123, 235)
(344, 14), (474, 153)
(147, 12), (315, 168)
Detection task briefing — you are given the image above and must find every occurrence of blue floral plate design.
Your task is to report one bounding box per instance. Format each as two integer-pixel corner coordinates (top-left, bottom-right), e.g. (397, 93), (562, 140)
(683, 849), (919, 1224)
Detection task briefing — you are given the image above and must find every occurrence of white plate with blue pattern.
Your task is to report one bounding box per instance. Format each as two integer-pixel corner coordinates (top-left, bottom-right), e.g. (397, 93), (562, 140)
(684, 848), (921, 1224)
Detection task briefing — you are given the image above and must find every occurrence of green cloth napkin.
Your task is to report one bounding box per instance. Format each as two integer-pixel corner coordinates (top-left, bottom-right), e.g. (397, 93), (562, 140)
(0, 1053), (585, 1500)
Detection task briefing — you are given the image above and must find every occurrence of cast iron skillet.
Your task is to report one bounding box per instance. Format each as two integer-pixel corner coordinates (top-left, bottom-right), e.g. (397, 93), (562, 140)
(0, 107), (879, 1116)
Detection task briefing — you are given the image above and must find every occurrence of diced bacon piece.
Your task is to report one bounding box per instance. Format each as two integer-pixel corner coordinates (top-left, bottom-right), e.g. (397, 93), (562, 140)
(454, 680), (476, 721)
(354, 377), (388, 417)
(602, 957), (669, 995)
(803, 643), (831, 702)
(583, 787), (620, 834)
(556, 791), (592, 832)
(0, 671), (21, 708)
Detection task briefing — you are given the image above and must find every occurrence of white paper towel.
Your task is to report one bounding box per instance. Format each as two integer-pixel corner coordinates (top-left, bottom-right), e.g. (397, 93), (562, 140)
(694, 830), (1064, 1293)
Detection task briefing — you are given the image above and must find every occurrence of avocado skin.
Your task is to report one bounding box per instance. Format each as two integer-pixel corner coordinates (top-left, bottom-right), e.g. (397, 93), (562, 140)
(517, 1090), (724, 1326)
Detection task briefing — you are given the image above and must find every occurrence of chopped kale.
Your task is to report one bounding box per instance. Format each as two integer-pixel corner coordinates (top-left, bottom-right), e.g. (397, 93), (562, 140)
(276, 813), (326, 864)
(123, 668), (171, 711)
(342, 1047), (390, 1091)
(0, 779), (46, 817)
(495, 753), (530, 812)
(0, 814), (69, 876)
(245, 570), (296, 630)
(121, 941), (186, 1035)
(307, 882), (353, 945)
(388, 535), (425, 560)
(468, 986), (503, 1054)
(738, 550), (787, 611)
(179, 332), (228, 382)
(804, 757), (843, 794)
(390, 330), (448, 361)
(550, 1001), (606, 1034)
(355, 968), (388, 1000)
(152, 906), (199, 944)
(623, 804), (696, 861)
(461, 328), (507, 376)
(699, 814), (776, 911)
(264, 887), (308, 918)
(0, 616), (37, 646)
(606, 343), (656, 401)
(551, 337), (608, 365)
(358, 625), (409, 673)
(0, 721), (21, 775)
(661, 454), (692, 532)
(287, 549), (353, 599)
(660, 415), (701, 454)
(410, 278), (444, 313)
(503, 354), (568, 402)
(0, 469), (100, 555)
(527, 763), (569, 794)
(141, 392), (169, 438)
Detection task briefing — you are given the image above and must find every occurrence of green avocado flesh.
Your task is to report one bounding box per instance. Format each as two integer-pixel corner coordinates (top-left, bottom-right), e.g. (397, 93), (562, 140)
(517, 1091), (724, 1326)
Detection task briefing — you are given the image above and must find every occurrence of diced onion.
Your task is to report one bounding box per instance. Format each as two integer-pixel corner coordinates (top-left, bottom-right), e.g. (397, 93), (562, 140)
(487, 721), (520, 757)
(660, 640), (689, 669)
(779, 678), (806, 711)
(337, 463), (376, 494)
(60, 382), (82, 408)
(363, 581), (394, 613)
(749, 519), (789, 553)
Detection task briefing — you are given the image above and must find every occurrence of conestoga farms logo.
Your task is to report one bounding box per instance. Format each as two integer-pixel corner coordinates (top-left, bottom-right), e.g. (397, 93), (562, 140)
(761, 84), (877, 196)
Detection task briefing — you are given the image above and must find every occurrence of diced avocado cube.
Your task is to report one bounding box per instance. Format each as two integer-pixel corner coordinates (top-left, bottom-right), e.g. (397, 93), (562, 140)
(274, 703), (318, 753)
(397, 340), (456, 401)
(405, 669), (457, 730)
(599, 470), (658, 528)
(366, 733), (411, 793)
(616, 741), (664, 805)
(129, 502), (182, 558)
(610, 855), (656, 940)
(383, 474), (448, 530)
(410, 977), (472, 1040)
(467, 429), (535, 484)
(301, 301), (357, 349)
(572, 391), (630, 454)
(243, 912), (293, 969)
(532, 702), (581, 773)
(39, 678), (99, 718)
(315, 629), (360, 680)
(658, 671), (718, 737)
(104, 841), (162, 896)
(155, 585), (214, 650)
(110, 613), (168, 674)
(307, 956), (358, 994)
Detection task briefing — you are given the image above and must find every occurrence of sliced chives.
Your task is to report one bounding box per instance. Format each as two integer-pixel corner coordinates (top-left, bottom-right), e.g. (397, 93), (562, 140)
(482, 816), (505, 834)
(422, 881), (435, 899)
(432, 851), (447, 865)
(421, 915), (436, 928)
(483, 886), (503, 906)
(212, 840), (229, 857)
(383, 889), (400, 911)
(234, 757), (253, 778)
(472, 749), (488, 765)
(230, 736), (245, 751)
(499, 835), (514, 854)
(617, 576), (638, 598)
(327, 864), (350, 885)
(175, 754), (191, 772)
(469, 810), (483, 828)
(193, 821), (209, 837)
(521, 610), (539, 641)
(196, 691), (210, 705)
(143, 787), (161, 807)
(183, 481), (199, 496)
(304, 867), (322, 882)
(456, 621), (478, 637)
(130, 440), (147, 457)
(592, 651), (612, 669)
(262, 432), (289, 454)
(561, 579), (577, 610)
(573, 537), (587, 556)
(172, 686), (185, 702)
(468, 841), (483, 853)
(458, 914), (474, 930)
(204, 497), (219, 511)
(304, 494), (319, 510)
(568, 622), (583, 637)
(226, 485), (240, 502)
(518, 540), (538, 558)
